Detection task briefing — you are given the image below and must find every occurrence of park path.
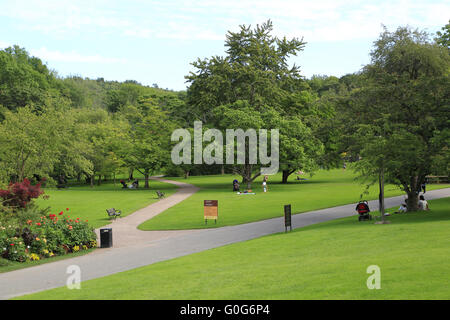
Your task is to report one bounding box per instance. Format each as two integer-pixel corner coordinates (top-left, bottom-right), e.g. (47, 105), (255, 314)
(0, 181), (449, 299)
(93, 177), (201, 248)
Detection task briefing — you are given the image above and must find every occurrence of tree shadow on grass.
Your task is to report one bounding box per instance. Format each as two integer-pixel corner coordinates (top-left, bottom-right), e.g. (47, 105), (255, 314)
(294, 207), (450, 235)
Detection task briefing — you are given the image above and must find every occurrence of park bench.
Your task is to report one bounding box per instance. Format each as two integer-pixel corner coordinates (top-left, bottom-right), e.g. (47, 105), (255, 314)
(106, 208), (122, 219)
(156, 190), (165, 199)
(425, 175), (449, 184)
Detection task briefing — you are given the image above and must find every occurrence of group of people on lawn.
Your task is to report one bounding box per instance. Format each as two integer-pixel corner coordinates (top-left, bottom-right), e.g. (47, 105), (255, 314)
(396, 182), (429, 213)
(232, 176), (268, 193)
(356, 182), (429, 218)
(396, 194), (429, 213)
(120, 179), (139, 189)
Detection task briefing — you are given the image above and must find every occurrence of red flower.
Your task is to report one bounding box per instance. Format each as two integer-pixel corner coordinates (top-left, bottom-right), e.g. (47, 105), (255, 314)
(68, 225), (73, 230)
(59, 211), (63, 215)
(66, 208), (69, 211)
(36, 222), (41, 226)
(10, 243), (14, 246)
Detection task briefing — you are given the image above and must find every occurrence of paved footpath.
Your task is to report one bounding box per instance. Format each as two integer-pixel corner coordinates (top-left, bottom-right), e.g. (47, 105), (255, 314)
(0, 178), (448, 299)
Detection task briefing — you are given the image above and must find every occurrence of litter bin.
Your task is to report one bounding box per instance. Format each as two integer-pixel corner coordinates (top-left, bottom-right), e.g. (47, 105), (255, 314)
(100, 228), (113, 248)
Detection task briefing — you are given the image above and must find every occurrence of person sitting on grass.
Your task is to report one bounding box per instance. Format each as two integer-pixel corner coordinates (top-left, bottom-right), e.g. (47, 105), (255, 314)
(120, 180), (127, 189)
(233, 179), (240, 191)
(418, 195), (429, 211)
(395, 203), (407, 214)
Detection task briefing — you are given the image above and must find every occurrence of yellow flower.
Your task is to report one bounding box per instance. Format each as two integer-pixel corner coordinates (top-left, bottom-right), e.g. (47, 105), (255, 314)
(73, 246), (80, 252)
(29, 253), (40, 261)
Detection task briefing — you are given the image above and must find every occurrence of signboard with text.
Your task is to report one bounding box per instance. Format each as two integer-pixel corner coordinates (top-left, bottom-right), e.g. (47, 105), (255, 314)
(204, 200), (218, 224)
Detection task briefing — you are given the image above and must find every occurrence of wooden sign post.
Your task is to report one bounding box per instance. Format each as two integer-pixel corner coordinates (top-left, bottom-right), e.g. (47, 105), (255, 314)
(204, 200), (218, 224)
(284, 204), (292, 232)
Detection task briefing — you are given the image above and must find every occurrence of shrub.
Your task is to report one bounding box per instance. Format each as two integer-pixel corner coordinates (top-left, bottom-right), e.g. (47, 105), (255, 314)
(0, 179), (43, 211)
(0, 207), (97, 262)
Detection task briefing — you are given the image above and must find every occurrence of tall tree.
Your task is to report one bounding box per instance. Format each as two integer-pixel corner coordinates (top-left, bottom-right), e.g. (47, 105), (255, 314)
(351, 26), (450, 211)
(185, 20), (323, 186)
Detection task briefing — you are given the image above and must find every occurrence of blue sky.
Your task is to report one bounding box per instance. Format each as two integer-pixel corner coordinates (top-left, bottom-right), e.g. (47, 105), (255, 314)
(0, 0), (448, 91)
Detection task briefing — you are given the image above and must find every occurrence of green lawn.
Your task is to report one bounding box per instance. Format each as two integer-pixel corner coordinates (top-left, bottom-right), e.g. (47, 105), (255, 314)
(36, 179), (178, 229)
(139, 168), (449, 230)
(16, 197), (450, 300)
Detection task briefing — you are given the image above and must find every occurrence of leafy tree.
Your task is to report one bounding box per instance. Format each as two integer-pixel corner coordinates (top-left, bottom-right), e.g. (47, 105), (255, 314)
(76, 108), (128, 186)
(0, 104), (72, 182)
(119, 98), (175, 188)
(351, 26), (450, 211)
(435, 20), (450, 49)
(185, 20), (324, 186)
(0, 46), (61, 111)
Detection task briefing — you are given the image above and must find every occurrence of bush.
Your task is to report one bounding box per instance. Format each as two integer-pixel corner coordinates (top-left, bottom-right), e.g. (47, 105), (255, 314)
(0, 207), (97, 262)
(0, 179), (43, 211)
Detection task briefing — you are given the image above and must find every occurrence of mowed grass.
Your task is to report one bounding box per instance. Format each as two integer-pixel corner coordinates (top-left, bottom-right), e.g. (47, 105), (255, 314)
(17, 197), (450, 300)
(139, 168), (449, 230)
(36, 179), (178, 229)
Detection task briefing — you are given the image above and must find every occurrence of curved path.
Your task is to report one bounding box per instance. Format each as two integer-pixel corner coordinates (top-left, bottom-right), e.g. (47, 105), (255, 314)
(93, 177), (201, 248)
(0, 182), (449, 299)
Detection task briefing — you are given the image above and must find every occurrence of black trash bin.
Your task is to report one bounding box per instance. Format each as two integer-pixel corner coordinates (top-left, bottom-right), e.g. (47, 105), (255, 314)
(100, 228), (113, 248)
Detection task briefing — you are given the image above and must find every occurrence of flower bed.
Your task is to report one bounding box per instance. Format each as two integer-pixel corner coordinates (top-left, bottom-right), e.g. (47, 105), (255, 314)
(0, 209), (97, 262)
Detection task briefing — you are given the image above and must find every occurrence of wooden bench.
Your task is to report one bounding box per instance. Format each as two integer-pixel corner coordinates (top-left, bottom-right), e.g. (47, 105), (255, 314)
(156, 190), (165, 199)
(426, 175), (449, 184)
(106, 208), (121, 219)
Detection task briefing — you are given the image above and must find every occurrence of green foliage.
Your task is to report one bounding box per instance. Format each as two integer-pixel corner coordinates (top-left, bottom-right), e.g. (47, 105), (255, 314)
(350, 26), (450, 210)
(0, 46), (61, 111)
(435, 20), (450, 49)
(185, 20), (325, 185)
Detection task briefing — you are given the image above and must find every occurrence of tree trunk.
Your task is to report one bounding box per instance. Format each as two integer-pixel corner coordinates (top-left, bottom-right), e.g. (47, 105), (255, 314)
(144, 173), (150, 188)
(221, 165), (225, 175)
(128, 168), (134, 181)
(90, 175), (94, 188)
(184, 170), (190, 179)
(379, 168), (385, 222)
(281, 169), (296, 184)
(406, 192), (419, 211)
(97, 174), (101, 186)
(406, 175), (420, 211)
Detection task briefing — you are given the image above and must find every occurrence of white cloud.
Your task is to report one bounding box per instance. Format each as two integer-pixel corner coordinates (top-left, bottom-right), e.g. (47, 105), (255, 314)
(1, 0), (448, 42)
(30, 47), (127, 64)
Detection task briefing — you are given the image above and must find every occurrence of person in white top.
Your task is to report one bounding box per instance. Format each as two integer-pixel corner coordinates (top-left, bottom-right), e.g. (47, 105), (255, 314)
(418, 195), (429, 211)
(396, 203), (407, 213)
